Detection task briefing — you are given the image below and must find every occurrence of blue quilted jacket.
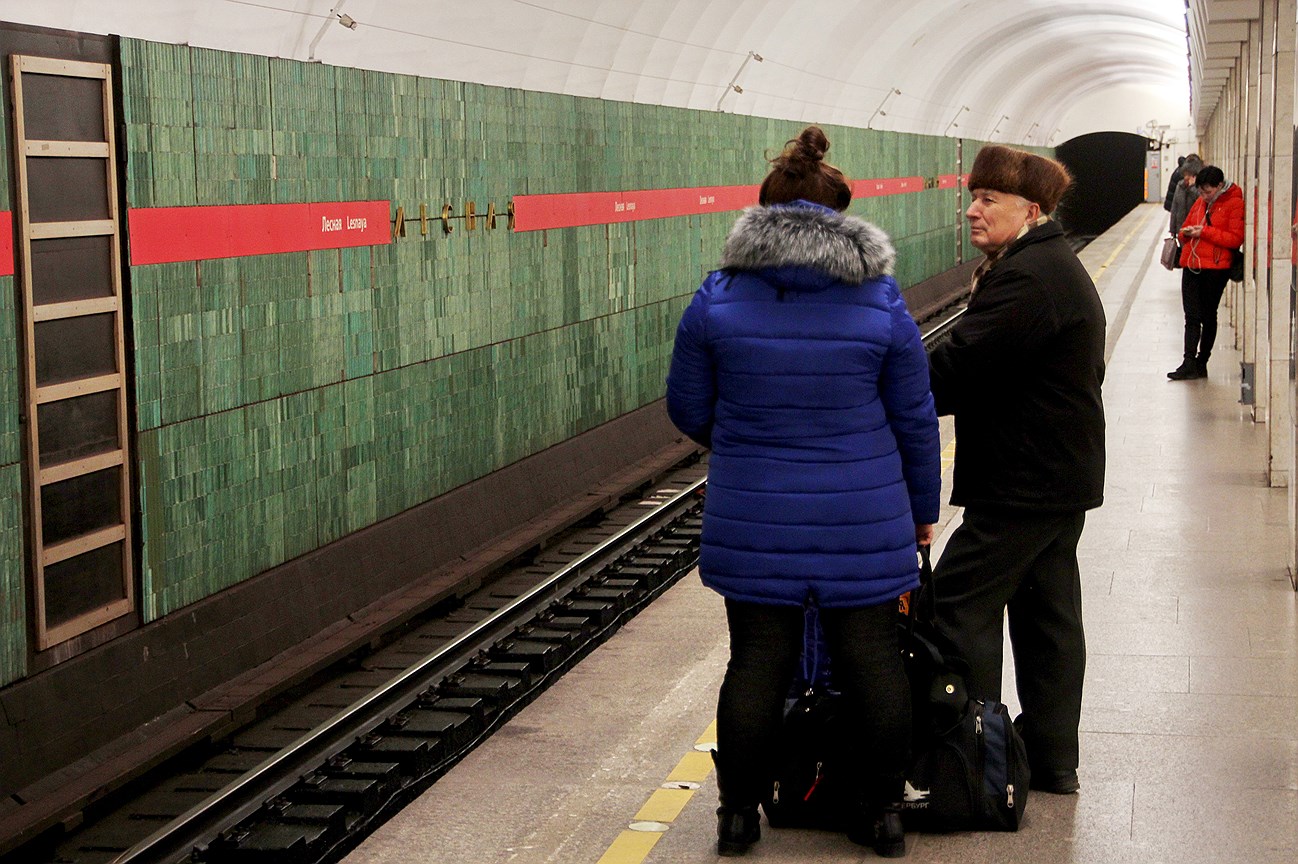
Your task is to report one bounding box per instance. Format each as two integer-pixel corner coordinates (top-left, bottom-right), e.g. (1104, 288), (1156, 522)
(666, 201), (941, 608)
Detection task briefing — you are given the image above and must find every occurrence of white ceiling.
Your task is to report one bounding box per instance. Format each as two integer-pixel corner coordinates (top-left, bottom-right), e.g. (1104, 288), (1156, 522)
(0, 0), (1199, 146)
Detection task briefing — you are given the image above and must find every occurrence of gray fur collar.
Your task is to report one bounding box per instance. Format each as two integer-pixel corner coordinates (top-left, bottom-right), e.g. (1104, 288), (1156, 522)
(719, 203), (896, 283)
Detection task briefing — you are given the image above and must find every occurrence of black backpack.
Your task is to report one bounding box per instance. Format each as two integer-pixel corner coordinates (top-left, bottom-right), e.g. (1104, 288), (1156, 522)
(901, 696), (1028, 831)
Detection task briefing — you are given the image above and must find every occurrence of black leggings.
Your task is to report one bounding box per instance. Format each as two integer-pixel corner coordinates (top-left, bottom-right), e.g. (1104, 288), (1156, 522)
(1181, 266), (1230, 362)
(716, 598), (910, 806)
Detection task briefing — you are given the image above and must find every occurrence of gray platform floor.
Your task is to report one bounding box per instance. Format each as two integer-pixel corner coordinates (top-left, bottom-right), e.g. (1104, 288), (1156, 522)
(343, 204), (1298, 864)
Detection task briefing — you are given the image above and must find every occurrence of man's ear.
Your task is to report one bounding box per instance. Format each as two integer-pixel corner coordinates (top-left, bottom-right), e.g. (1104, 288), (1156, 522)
(1025, 201), (1041, 221)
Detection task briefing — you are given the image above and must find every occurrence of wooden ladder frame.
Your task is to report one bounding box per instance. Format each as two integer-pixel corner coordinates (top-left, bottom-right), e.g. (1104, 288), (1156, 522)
(10, 55), (134, 649)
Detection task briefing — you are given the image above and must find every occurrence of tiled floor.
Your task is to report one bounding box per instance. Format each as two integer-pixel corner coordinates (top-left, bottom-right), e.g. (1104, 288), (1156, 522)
(344, 205), (1298, 864)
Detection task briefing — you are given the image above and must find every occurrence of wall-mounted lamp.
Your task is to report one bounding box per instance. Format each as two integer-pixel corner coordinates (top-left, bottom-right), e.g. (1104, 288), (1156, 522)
(716, 50), (764, 111)
(990, 114), (1010, 140)
(867, 88), (901, 129)
(944, 105), (969, 136)
(308, 1), (357, 61)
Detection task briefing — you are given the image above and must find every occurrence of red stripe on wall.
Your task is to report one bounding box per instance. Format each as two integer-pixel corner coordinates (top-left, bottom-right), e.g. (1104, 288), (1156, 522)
(852, 176), (922, 197)
(512, 174), (965, 232)
(512, 185), (761, 232)
(0, 211), (12, 277)
(127, 201), (391, 266)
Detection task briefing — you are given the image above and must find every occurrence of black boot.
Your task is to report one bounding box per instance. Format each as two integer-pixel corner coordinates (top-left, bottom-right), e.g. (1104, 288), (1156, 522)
(1194, 356), (1208, 378)
(711, 750), (760, 856)
(716, 807), (760, 857)
(872, 806), (907, 858)
(847, 802), (906, 857)
(1168, 358), (1200, 380)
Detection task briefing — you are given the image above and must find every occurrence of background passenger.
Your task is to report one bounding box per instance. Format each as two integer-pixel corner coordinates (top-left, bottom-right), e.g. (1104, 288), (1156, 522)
(665, 125), (940, 858)
(1169, 165), (1245, 380)
(927, 144), (1106, 797)
(1167, 153), (1204, 268)
(1163, 155), (1186, 212)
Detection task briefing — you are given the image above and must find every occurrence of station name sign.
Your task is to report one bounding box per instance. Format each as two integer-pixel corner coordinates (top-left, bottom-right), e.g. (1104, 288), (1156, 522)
(127, 201), (390, 266)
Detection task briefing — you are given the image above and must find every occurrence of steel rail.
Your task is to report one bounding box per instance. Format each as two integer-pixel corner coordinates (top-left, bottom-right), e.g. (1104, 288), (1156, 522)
(920, 305), (966, 345)
(109, 475), (706, 864)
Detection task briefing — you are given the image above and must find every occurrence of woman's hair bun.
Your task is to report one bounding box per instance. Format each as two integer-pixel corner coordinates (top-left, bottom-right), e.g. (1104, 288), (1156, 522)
(792, 126), (829, 163)
(759, 124), (851, 211)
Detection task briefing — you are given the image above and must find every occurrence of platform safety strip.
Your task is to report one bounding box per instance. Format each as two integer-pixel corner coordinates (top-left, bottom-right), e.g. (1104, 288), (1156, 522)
(1088, 207), (1156, 282)
(595, 721), (717, 864)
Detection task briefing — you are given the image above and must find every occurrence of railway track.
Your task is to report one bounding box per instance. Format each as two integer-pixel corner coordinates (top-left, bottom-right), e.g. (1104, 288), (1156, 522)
(11, 464), (705, 864)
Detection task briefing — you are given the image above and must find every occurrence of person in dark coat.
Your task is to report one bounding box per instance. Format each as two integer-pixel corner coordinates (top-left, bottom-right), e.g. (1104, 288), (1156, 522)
(667, 125), (940, 858)
(1168, 165), (1245, 380)
(1163, 155), (1186, 211)
(1168, 154), (1203, 237)
(927, 144), (1105, 796)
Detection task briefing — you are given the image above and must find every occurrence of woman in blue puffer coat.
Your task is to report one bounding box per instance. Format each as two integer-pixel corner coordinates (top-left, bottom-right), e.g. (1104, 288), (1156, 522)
(666, 125), (940, 858)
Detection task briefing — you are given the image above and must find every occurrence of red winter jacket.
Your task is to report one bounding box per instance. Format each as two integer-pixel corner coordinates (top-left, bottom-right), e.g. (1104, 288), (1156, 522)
(1178, 182), (1245, 270)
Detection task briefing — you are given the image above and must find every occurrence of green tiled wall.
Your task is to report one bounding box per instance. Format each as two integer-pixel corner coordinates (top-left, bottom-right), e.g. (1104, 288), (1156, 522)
(0, 465), (22, 687)
(0, 78), (23, 685)
(110, 39), (1048, 624)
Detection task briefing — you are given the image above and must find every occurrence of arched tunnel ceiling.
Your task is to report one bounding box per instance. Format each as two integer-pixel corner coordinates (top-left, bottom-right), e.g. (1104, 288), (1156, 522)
(0, 0), (1197, 146)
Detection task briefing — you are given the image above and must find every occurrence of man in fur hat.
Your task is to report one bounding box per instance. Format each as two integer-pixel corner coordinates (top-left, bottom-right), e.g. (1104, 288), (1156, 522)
(927, 144), (1106, 796)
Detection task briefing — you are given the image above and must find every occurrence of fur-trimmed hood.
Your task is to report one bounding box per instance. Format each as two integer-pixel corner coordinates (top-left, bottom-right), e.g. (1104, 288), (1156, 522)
(719, 200), (896, 285)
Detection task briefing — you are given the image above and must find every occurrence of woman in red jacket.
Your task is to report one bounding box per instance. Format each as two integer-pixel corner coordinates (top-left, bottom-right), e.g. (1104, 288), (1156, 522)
(1169, 165), (1245, 380)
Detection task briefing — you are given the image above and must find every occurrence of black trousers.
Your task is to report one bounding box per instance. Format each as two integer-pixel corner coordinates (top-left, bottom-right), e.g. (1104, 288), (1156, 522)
(931, 508), (1087, 774)
(716, 598), (910, 806)
(1181, 266), (1230, 363)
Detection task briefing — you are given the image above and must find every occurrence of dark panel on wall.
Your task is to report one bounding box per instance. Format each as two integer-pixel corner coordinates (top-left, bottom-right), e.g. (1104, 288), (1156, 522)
(1054, 131), (1149, 239)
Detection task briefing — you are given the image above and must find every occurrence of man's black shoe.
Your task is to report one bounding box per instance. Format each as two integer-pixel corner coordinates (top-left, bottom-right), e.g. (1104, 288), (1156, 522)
(1029, 768), (1080, 794)
(1168, 361), (1201, 380)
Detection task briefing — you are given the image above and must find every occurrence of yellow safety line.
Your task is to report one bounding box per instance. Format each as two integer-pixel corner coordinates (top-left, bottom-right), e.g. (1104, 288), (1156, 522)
(595, 830), (663, 864)
(1089, 207), (1155, 280)
(635, 788), (695, 822)
(595, 723), (719, 863)
(666, 750), (713, 783)
(940, 437), (956, 473)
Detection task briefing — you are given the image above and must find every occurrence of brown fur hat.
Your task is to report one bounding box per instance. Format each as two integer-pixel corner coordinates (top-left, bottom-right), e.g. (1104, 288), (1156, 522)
(967, 145), (1072, 215)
